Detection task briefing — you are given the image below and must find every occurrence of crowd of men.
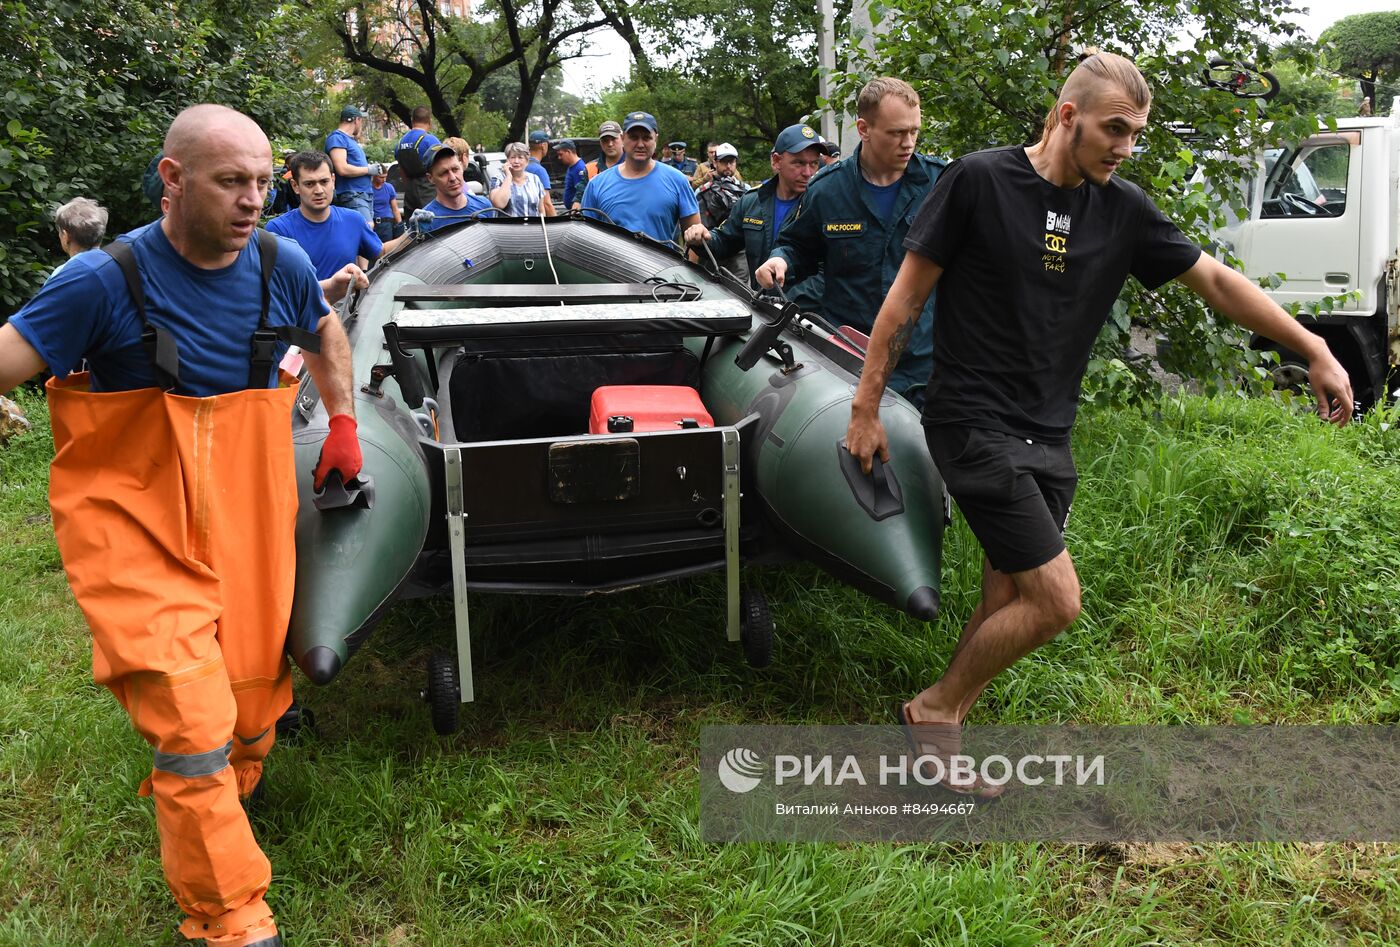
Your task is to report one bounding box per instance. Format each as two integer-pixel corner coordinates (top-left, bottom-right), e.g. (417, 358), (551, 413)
(0, 53), (1359, 944)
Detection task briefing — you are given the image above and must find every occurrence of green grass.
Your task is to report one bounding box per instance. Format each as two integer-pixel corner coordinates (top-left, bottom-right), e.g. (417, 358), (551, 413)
(3, 386), (1399, 945)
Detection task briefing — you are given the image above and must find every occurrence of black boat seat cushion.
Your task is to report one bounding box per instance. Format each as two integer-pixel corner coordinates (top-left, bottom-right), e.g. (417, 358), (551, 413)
(450, 346), (700, 442)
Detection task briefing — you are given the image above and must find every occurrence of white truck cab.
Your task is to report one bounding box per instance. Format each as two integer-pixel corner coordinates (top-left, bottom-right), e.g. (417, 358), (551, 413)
(1208, 107), (1400, 405)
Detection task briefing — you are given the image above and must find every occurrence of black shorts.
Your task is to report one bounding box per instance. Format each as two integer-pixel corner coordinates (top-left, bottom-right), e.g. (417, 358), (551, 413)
(925, 424), (1077, 574)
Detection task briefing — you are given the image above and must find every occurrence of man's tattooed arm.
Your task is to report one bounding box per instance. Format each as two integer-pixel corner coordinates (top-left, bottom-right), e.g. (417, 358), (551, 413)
(866, 314), (916, 391)
(886, 316), (915, 367)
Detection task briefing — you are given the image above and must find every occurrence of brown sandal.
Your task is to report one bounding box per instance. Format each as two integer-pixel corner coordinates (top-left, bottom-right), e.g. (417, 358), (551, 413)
(894, 701), (1005, 801)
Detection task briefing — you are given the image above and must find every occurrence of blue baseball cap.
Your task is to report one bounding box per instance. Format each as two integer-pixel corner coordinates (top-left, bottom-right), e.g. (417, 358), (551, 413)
(340, 105), (370, 121)
(425, 142), (458, 169)
(553, 138), (578, 152)
(623, 111), (658, 134)
(772, 123), (829, 155)
(528, 130), (550, 144)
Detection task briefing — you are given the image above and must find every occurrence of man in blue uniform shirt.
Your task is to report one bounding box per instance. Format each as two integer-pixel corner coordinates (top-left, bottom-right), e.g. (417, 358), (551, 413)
(326, 105), (381, 223)
(267, 151), (398, 280)
(665, 141), (698, 177)
(556, 139), (587, 211)
(755, 77), (945, 403)
(526, 131), (554, 193)
(0, 103), (361, 947)
(395, 106), (441, 217)
(581, 112), (704, 245)
(417, 143), (495, 232)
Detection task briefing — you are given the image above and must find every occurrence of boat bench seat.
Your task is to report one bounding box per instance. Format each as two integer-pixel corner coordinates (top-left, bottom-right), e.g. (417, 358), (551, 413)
(394, 283), (708, 307)
(387, 300), (753, 345)
(386, 301), (750, 442)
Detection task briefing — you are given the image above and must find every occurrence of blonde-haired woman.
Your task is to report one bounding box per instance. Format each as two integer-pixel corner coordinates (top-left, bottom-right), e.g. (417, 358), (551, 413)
(440, 137), (490, 194)
(490, 141), (556, 216)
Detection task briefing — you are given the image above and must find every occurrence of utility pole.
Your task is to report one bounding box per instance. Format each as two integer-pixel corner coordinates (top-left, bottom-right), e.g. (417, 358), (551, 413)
(816, 0), (881, 154)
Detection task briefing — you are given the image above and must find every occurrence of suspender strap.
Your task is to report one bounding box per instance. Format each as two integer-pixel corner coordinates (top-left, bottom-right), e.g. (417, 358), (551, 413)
(247, 232), (322, 388)
(247, 231), (280, 389)
(102, 241), (180, 391)
(104, 233), (318, 392)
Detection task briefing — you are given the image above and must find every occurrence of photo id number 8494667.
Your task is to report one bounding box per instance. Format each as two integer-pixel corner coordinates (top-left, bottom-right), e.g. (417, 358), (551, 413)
(902, 801), (976, 816)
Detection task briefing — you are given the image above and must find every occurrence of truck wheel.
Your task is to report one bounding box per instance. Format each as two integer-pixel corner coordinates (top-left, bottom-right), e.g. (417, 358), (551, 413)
(740, 588), (775, 669)
(424, 651), (461, 735)
(1271, 359), (1309, 393)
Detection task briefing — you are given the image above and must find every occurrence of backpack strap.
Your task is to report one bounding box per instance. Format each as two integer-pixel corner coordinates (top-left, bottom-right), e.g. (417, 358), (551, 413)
(246, 231), (321, 388)
(412, 129), (433, 161)
(102, 241), (180, 391)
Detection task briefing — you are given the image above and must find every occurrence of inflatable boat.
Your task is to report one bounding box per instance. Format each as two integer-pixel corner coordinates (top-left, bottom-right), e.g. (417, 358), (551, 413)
(287, 215), (947, 732)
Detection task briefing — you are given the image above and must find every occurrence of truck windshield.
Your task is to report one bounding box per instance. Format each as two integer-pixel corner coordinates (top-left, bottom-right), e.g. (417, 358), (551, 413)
(1261, 144), (1348, 218)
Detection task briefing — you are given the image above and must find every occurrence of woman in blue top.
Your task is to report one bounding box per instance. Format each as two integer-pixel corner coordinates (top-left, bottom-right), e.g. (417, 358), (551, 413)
(489, 142), (556, 217)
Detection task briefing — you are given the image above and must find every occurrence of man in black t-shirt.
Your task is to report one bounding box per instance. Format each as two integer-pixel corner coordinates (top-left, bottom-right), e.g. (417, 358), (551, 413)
(848, 51), (1353, 799)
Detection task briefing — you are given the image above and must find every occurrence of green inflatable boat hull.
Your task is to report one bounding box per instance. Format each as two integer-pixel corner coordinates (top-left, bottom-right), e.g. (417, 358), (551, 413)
(284, 216), (945, 685)
(701, 337), (945, 619)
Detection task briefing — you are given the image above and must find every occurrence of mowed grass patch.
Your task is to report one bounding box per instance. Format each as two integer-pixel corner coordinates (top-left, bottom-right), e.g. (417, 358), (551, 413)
(2, 386), (1399, 945)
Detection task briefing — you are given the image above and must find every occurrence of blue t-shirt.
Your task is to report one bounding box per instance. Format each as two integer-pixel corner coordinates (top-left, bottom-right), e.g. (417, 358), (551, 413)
(864, 178), (903, 225)
(581, 163), (700, 244)
(10, 223), (324, 396)
(373, 181), (397, 218)
(420, 195), (495, 232)
(397, 128), (440, 171)
(266, 206), (383, 281)
(325, 129), (372, 194)
(526, 159), (552, 193)
(563, 160), (587, 208)
(772, 195), (799, 242)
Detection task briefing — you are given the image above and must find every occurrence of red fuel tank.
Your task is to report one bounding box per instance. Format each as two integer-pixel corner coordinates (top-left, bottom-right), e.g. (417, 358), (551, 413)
(589, 385), (714, 434)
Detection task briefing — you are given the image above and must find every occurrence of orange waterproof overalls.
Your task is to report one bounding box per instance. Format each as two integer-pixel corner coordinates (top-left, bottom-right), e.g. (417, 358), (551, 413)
(46, 236), (307, 945)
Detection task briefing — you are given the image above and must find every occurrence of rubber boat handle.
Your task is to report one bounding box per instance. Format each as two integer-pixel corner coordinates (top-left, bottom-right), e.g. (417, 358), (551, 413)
(837, 439), (904, 521)
(313, 470), (376, 511)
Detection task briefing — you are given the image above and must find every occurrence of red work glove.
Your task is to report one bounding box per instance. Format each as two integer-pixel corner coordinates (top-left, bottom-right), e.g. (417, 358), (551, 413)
(313, 414), (363, 490)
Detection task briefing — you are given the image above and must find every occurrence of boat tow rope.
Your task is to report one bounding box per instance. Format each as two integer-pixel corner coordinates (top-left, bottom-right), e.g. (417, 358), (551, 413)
(537, 212), (562, 298)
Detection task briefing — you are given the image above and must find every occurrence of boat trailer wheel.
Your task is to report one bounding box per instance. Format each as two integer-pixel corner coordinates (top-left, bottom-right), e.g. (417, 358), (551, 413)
(424, 651), (462, 735)
(274, 701), (317, 743)
(739, 587), (775, 669)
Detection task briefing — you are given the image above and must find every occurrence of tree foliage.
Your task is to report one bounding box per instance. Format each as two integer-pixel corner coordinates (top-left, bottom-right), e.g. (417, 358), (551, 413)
(0, 0), (323, 316)
(1321, 11), (1400, 109)
(827, 0), (1324, 403)
(312, 0), (823, 158)
(566, 0), (823, 178)
(315, 0), (612, 144)
(1268, 58), (1349, 120)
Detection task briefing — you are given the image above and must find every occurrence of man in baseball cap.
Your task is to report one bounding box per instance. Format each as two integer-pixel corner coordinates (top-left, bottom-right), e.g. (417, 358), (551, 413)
(685, 123), (827, 294)
(554, 139), (587, 211)
(587, 121), (624, 180)
(580, 110), (704, 245)
(665, 140), (697, 176)
(415, 142), (494, 232)
(325, 105), (380, 222)
(525, 130), (552, 192)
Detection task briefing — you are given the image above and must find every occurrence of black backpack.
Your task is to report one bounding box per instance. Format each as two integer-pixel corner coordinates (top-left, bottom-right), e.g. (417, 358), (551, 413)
(696, 175), (747, 229)
(395, 129), (432, 178)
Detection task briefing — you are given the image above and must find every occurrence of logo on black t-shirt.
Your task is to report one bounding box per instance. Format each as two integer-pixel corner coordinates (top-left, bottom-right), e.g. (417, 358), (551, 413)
(1042, 210), (1071, 273)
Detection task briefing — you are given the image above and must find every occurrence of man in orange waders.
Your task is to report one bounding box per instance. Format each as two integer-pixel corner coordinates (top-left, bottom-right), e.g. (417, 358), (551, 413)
(0, 104), (365, 946)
